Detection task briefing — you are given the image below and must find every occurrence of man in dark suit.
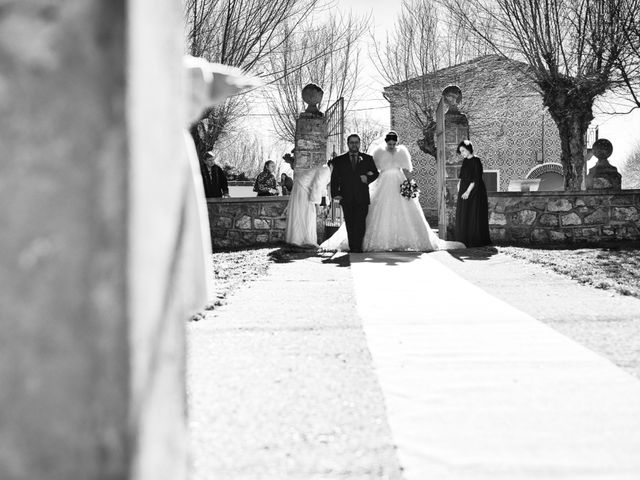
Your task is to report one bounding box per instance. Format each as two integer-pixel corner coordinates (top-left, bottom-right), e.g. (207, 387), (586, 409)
(330, 133), (379, 253)
(201, 152), (229, 198)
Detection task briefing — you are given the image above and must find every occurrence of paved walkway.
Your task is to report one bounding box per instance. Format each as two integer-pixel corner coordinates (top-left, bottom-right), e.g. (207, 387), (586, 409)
(350, 251), (640, 480)
(187, 254), (402, 480)
(433, 248), (640, 379)
(188, 249), (640, 479)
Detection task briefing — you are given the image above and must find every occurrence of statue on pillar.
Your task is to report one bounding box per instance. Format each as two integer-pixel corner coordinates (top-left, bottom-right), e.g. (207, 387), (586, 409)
(435, 85), (469, 239)
(301, 83), (325, 117)
(285, 83), (331, 246)
(293, 83), (328, 171)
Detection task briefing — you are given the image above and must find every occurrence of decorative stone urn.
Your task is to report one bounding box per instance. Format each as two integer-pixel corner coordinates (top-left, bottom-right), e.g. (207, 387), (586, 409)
(442, 85), (463, 112)
(586, 139), (621, 190)
(301, 83), (324, 117)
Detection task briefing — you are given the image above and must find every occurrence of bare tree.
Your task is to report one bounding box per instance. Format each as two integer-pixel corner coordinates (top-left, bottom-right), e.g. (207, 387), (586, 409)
(371, 0), (494, 158)
(372, 0), (440, 148)
(184, 0), (323, 160)
(619, 0), (640, 109)
(348, 115), (386, 152)
(440, 0), (639, 190)
(621, 141), (640, 189)
(209, 129), (268, 178)
(266, 12), (369, 144)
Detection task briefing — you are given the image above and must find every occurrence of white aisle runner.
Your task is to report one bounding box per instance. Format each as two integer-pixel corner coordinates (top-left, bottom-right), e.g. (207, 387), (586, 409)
(350, 252), (640, 480)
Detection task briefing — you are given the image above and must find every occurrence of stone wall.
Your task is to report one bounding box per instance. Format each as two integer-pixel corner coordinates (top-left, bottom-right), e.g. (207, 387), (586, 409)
(385, 55), (562, 224)
(208, 197), (289, 248)
(488, 191), (640, 244)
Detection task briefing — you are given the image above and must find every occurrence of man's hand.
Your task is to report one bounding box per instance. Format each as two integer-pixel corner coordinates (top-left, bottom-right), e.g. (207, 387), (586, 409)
(269, 188), (278, 195)
(360, 175), (368, 184)
(461, 191), (470, 200)
(366, 171), (374, 176)
(223, 193), (230, 198)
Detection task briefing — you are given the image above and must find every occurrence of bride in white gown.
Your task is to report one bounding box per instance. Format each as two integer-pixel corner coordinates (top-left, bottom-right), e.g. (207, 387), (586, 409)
(320, 131), (465, 252)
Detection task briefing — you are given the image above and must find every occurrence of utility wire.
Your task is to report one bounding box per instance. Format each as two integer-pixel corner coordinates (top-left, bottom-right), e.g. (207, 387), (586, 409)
(243, 105), (390, 117)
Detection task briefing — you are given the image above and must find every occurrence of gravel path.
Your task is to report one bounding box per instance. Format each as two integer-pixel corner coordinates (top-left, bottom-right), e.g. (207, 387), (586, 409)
(187, 252), (403, 480)
(188, 246), (640, 478)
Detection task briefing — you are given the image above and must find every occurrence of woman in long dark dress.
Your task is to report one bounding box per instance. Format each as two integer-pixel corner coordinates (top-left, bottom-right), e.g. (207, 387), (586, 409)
(455, 140), (491, 247)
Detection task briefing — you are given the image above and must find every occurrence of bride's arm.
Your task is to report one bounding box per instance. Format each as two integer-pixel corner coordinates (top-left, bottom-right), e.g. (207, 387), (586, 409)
(398, 146), (413, 180)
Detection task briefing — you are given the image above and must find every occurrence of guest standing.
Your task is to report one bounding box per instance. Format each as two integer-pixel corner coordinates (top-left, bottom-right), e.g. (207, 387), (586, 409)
(254, 160), (279, 196)
(455, 140), (491, 247)
(281, 173), (294, 195)
(201, 152), (229, 198)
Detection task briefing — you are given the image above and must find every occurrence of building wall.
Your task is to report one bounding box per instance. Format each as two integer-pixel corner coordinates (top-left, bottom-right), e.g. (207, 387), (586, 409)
(386, 55), (562, 224)
(488, 190), (640, 244)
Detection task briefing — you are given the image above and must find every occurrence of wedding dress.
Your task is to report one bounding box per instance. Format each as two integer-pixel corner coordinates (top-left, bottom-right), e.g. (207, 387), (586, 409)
(285, 165), (331, 246)
(320, 145), (465, 252)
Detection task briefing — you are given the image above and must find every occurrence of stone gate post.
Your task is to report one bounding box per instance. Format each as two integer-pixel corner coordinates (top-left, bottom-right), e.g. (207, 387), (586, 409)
(435, 86), (469, 239)
(293, 84), (329, 243)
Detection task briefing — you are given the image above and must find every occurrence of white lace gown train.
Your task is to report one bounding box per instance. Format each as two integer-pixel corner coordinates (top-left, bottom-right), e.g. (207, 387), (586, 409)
(285, 166), (331, 247)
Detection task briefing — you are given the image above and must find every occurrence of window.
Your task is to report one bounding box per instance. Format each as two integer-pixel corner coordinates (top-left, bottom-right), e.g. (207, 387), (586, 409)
(483, 170), (500, 192)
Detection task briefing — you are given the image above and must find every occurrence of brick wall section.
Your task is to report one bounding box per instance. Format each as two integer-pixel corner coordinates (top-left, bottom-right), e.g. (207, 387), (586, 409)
(208, 197), (289, 249)
(385, 55), (562, 224)
(488, 191), (640, 244)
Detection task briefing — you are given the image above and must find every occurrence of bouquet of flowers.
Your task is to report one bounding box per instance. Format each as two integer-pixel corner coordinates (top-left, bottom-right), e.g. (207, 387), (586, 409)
(400, 179), (420, 199)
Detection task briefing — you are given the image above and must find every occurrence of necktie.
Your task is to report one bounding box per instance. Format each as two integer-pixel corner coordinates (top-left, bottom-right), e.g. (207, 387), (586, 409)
(351, 153), (357, 171)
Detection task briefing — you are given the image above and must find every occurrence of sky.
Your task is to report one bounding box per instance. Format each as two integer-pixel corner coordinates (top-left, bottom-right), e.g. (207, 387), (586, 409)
(328, 0), (397, 128)
(336, 0), (640, 166)
(247, 0), (640, 167)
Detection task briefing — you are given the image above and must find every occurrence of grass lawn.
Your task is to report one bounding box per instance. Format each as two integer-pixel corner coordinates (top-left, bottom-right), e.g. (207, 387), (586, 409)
(203, 245), (316, 312)
(189, 247), (281, 319)
(209, 247), (280, 307)
(499, 245), (640, 299)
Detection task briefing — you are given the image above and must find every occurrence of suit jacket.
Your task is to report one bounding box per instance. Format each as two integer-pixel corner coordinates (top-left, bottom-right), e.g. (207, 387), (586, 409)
(330, 151), (379, 205)
(201, 163), (229, 198)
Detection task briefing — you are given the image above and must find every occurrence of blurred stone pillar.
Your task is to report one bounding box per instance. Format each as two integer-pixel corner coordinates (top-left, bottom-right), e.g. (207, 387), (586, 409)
(293, 84), (328, 243)
(435, 86), (469, 239)
(0, 1), (194, 479)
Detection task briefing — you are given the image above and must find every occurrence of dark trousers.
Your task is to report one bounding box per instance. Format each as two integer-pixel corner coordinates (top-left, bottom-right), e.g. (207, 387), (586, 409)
(341, 202), (368, 252)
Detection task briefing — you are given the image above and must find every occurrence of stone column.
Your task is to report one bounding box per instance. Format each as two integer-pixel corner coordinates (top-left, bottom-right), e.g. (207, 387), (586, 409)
(293, 84), (329, 243)
(586, 139), (622, 190)
(0, 2), (194, 479)
(294, 84), (328, 170)
(435, 86), (469, 239)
